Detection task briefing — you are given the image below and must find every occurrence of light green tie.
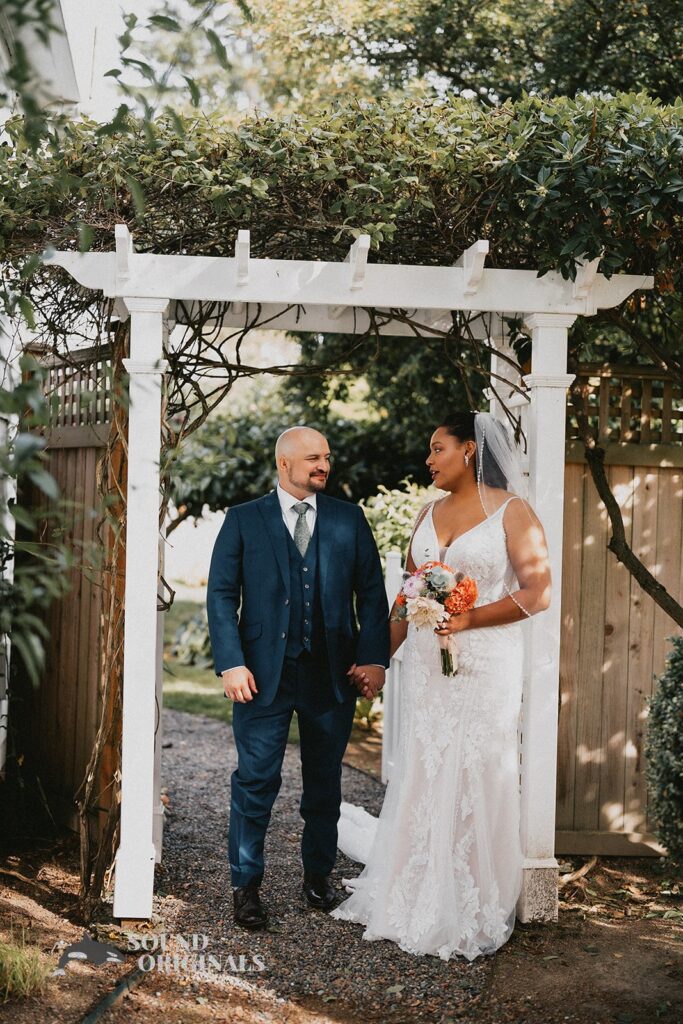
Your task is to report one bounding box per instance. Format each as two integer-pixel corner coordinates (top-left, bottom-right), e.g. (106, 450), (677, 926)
(292, 502), (311, 557)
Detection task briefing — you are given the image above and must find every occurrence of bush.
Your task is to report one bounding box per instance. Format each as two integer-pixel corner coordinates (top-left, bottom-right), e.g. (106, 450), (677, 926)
(360, 479), (439, 568)
(169, 606), (213, 670)
(644, 635), (683, 865)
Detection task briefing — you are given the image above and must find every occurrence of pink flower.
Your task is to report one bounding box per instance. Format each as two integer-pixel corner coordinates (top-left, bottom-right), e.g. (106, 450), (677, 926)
(403, 575), (426, 599)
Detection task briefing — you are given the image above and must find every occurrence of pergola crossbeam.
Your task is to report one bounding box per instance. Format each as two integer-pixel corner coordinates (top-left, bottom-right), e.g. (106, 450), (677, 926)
(456, 238), (490, 294)
(115, 224), (134, 289)
(43, 228), (653, 317)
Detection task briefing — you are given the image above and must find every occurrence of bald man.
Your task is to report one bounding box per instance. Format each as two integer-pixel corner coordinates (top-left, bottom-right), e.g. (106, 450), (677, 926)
(207, 426), (390, 929)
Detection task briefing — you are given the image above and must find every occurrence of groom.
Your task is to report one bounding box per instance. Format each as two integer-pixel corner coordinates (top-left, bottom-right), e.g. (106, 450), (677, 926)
(206, 426), (390, 929)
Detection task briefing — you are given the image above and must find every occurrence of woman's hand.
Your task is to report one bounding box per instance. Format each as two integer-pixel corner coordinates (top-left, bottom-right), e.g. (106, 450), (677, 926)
(434, 611), (471, 636)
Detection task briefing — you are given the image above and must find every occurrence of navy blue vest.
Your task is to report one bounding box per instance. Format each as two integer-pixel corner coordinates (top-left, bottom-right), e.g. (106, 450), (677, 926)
(284, 525), (326, 661)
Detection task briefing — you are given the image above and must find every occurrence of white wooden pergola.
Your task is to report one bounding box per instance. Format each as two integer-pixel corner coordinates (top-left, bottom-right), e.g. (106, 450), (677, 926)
(44, 227), (653, 923)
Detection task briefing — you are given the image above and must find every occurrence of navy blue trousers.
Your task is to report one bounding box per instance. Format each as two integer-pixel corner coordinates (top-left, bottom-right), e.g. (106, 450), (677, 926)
(228, 652), (356, 888)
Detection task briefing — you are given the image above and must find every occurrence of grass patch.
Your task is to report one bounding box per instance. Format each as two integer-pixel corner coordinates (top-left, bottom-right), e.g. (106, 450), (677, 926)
(0, 926), (51, 1002)
(163, 599), (299, 743)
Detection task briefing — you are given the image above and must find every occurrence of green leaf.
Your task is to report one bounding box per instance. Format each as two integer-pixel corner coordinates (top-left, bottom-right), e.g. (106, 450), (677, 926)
(125, 175), (146, 215)
(10, 631), (45, 690)
(9, 504), (37, 530)
(206, 29), (230, 70)
(149, 15), (182, 32)
(183, 76), (201, 108)
(235, 0), (254, 22)
(78, 222), (94, 252)
(27, 470), (60, 501)
(17, 295), (35, 329)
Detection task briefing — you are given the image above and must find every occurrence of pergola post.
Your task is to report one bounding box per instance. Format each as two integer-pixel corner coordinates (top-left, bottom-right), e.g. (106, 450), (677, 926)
(516, 312), (576, 922)
(153, 532), (165, 864)
(112, 296), (169, 921)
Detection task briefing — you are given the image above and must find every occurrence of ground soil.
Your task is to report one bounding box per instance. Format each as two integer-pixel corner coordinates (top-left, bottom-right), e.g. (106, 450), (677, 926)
(0, 710), (680, 1024)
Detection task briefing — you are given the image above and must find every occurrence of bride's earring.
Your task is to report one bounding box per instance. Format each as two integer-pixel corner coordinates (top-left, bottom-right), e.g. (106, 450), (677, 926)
(464, 452), (470, 466)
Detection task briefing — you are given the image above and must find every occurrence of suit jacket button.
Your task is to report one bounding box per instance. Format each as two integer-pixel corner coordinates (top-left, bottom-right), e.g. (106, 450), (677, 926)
(281, 632), (286, 639)
(284, 598), (290, 605)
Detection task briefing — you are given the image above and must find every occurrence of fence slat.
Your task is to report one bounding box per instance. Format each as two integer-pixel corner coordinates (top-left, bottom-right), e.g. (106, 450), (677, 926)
(572, 467), (609, 831)
(556, 463), (585, 828)
(623, 467), (658, 834)
(620, 381), (633, 442)
(598, 466), (635, 834)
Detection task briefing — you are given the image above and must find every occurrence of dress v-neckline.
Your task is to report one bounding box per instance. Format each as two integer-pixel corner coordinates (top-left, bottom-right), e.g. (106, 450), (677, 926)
(428, 497), (513, 553)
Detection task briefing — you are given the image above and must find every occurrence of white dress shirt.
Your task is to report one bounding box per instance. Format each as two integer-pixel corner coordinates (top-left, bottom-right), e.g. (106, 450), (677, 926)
(277, 483), (317, 539)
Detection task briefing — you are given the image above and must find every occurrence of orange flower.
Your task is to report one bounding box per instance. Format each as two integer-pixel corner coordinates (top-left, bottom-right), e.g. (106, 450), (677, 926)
(395, 592), (407, 607)
(444, 576), (478, 615)
(416, 560), (453, 574)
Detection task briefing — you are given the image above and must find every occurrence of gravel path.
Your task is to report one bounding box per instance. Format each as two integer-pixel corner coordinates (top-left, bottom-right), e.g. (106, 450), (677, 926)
(156, 708), (492, 1023)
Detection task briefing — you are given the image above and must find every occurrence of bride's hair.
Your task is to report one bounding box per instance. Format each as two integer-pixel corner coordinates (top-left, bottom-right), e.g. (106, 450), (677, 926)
(440, 411), (476, 440)
(438, 411), (507, 488)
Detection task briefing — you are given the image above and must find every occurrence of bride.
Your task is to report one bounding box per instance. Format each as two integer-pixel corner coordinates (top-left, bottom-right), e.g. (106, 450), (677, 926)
(332, 410), (552, 961)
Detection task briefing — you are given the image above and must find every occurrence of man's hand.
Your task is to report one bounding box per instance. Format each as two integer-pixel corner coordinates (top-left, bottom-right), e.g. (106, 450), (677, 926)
(222, 666), (258, 703)
(347, 664), (385, 701)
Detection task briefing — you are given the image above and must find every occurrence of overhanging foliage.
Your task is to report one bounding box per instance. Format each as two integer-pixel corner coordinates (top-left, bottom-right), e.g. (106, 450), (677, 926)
(2, 91), (682, 288)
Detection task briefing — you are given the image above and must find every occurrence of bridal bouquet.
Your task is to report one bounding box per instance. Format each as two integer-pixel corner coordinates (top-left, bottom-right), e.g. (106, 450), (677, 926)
(392, 561), (478, 676)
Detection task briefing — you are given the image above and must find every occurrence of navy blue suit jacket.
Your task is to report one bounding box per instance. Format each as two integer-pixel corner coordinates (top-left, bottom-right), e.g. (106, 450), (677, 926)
(206, 490), (390, 706)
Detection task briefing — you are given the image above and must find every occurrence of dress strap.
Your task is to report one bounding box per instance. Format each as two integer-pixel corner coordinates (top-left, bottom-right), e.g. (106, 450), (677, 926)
(497, 495), (527, 515)
(405, 500), (434, 567)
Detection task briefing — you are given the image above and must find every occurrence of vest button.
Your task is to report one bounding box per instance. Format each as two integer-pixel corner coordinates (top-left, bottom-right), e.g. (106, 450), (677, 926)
(284, 598), (290, 605)
(281, 632), (286, 639)
(302, 566), (309, 572)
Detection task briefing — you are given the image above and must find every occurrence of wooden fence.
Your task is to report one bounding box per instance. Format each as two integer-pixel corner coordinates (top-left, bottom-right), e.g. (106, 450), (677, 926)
(20, 343), (119, 840)
(557, 364), (683, 854)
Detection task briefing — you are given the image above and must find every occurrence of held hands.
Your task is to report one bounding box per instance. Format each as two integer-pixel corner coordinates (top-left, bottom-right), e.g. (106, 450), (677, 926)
(222, 666), (258, 703)
(347, 664), (385, 701)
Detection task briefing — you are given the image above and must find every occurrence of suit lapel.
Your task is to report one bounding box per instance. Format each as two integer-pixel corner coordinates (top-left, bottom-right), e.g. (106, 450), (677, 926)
(258, 490), (290, 593)
(315, 494), (338, 599)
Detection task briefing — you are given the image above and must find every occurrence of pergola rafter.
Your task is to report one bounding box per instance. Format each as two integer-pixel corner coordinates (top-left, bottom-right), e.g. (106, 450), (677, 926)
(43, 227), (653, 924)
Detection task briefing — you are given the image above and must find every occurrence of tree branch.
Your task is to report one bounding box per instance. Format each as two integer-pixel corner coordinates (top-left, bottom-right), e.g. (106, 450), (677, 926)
(568, 363), (683, 628)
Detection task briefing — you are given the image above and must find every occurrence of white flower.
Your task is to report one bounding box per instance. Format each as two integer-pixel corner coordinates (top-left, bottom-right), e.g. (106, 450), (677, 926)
(406, 595), (444, 629)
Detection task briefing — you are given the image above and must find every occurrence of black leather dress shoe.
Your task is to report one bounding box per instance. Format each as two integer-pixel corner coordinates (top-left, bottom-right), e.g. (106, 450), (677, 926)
(233, 881), (269, 928)
(302, 871), (339, 910)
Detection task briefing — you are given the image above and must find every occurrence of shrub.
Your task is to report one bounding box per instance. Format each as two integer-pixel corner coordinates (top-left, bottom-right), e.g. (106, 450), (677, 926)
(360, 479), (438, 568)
(644, 635), (683, 865)
(169, 606), (213, 670)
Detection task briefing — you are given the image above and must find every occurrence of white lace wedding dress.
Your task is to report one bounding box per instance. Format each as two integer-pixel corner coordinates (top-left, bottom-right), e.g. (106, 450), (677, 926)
(331, 496), (526, 961)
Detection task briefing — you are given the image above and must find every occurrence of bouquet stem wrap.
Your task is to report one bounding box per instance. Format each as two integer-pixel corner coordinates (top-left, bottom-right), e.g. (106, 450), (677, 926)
(437, 631), (459, 676)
